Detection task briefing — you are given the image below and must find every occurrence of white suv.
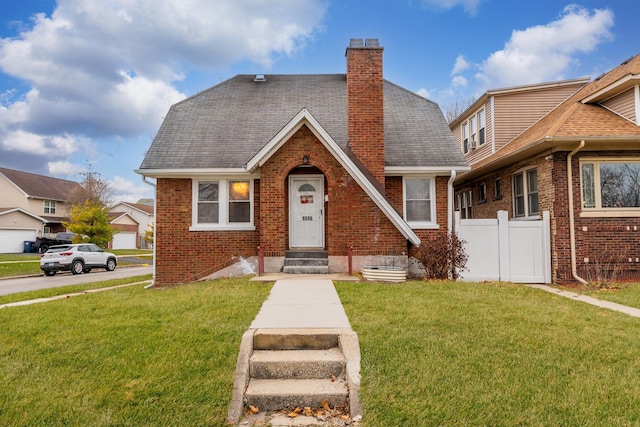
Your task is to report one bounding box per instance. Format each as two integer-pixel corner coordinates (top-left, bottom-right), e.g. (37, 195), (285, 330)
(40, 244), (117, 276)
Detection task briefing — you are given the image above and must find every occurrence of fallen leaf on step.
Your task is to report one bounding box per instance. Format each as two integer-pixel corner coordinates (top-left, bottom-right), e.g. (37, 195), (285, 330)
(248, 405), (259, 414)
(340, 414), (350, 420)
(322, 400), (331, 411)
(304, 407), (312, 416)
(288, 407), (302, 417)
(331, 374), (336, 382)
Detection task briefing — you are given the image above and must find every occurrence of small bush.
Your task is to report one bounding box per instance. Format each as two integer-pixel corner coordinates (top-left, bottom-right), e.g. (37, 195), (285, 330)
(412, 231), (468, 280)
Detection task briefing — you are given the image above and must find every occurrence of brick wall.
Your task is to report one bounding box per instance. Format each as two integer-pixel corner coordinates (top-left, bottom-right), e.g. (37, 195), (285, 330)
(260, 125), (406, 255)
(154, 178), (259, 286)
(346, 43), (385, 186)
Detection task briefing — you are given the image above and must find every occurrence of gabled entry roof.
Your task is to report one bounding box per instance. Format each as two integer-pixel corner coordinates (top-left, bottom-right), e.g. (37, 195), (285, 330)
(247, 108), (421, 246)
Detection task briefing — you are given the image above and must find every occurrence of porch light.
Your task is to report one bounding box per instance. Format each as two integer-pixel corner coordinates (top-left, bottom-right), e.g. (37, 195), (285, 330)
(302, 155), (309, 165)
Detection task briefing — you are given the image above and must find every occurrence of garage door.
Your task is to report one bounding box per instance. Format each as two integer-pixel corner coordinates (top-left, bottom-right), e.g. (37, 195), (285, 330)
(112, 232), (137, 249)
(0, 229), (37, 253)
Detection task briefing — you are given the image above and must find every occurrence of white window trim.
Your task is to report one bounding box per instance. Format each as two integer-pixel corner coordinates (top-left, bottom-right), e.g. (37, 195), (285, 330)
(403, 176), (438, 229)
(190, 177), (255, 231)
(512, 166), (539, 218)
(44, 200), (56, 215)
(579, 157), (640, 217)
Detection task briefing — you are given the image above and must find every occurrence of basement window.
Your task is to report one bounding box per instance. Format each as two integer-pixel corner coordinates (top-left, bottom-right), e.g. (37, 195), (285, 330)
(191, 179), (255, 231)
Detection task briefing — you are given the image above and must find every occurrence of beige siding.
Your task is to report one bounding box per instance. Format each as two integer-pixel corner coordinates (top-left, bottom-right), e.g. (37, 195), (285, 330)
(0, 177), (28, 209)
(493, 83), (584, 151)
(0, 211), (43, 229)
(452, 124), (463, 154)
(112, 215), (138, 226)
(602, 87), (636, 123)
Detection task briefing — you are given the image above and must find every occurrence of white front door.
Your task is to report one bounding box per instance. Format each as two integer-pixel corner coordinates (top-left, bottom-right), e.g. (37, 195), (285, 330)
(289, 175), (324, 248)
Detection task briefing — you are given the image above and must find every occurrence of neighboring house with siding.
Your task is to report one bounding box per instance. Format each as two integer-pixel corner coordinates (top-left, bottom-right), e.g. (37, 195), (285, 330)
(0, 167), (83, 253)
(137, 39), (469, 287)
(452, 54), (640, 284)
(109, 202), (155, 249)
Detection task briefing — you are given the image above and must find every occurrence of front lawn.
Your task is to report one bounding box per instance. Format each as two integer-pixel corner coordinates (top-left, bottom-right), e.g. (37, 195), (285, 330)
(336, 280), (640, 426)
(3, 279), (640, 426)
(0, 279), (271, 426)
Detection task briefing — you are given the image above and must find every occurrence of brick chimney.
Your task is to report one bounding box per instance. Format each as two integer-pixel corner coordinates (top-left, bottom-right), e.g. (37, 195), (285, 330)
(346, 38), (385, 186)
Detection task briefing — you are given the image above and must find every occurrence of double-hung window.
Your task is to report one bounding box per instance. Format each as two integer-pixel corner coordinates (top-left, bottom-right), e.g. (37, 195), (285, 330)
(462, 122), (469, 153)
(44, 200), (56, 214)
(456, 190), (473, 219)
(581, 159), (640, 213)
(469, 116), (477, 149)
(403, 177), (437, 228)
(513, 168), (539, 218)
(191, 178), (254, 230)
(477, 109), (486, 145)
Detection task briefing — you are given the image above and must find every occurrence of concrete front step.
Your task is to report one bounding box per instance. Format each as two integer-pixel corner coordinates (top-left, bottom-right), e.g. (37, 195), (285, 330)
(245, 378), (348, 411)
(285, 250), (328, 259)
(253, 329), (340, 350)
(250, 348), (345, 379)
(284, 258), (329, 267)
(283, 265), (330, 274)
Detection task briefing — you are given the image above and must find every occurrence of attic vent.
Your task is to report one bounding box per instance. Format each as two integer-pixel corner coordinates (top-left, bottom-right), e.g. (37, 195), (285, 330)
(254, 74), (266, 82)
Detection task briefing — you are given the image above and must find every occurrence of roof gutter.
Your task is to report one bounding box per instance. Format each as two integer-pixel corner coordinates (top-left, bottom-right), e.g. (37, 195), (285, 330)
(140, 176), (157, 289)
(567, 140), (588, 285)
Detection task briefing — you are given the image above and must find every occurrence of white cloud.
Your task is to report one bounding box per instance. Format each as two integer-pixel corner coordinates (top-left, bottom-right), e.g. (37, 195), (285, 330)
(48, 160), (86, 176)
(451, 55), (470, 75)
(416, 88), (432, 99)
(0, 0), (326, 175)
(477, 5), (614, 88)
(109, 175), (153, 203)
(451, 75), (468, 88)
(420, 0), (483, 14)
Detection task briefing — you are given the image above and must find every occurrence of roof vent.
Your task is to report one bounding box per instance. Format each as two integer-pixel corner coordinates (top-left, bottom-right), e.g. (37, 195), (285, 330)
(254, 74), (266, 82)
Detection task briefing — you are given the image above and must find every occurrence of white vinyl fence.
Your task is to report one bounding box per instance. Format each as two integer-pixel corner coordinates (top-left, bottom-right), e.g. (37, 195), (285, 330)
(455, 210), (551, 283)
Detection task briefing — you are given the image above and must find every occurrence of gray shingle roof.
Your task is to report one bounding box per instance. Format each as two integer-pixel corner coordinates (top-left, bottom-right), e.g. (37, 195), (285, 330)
(139, 74), (467, 171)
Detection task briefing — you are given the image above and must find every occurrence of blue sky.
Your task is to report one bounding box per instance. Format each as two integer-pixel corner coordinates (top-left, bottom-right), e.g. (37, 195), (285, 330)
(0, 0), (637, 202)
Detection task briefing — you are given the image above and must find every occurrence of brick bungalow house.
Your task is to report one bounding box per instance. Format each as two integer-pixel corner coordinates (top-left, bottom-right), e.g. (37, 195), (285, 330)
(452, 53), (640, 284)
(137, 39), (468, 287)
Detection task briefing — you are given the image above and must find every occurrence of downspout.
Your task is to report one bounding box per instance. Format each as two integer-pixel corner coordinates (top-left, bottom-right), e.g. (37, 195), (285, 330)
(567, 140), (588, 285)
(141, 176), (157, 289)
(447, 170), (457, 234)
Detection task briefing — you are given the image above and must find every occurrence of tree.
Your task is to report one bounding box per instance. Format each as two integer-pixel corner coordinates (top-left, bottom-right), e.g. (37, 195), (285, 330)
(441, 96), (475, 124)
(68, 168), (114, 207)
(64, 201), (116, 248)
(144, 223), (154, 247)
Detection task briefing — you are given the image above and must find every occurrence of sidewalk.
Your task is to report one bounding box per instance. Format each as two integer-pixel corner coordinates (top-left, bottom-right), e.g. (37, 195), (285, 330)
(250, 279), (351, 329)
(527, 284), (640, 318)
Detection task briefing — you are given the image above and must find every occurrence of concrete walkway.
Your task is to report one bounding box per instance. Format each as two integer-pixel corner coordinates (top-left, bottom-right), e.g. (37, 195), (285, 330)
(250, 279), (351, 329)
(527, 284), (640, 318)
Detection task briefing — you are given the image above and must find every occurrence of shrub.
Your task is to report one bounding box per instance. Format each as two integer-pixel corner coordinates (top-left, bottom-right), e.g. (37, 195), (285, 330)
(412, 231), (468, 280)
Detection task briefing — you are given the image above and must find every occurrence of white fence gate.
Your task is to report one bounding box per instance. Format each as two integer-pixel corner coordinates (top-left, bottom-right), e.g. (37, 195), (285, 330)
(455, 210), (551, 284)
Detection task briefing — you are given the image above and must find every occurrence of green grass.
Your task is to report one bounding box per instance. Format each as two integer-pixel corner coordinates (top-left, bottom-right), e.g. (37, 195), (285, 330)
(0, 250), (153, 278)
(0, 274), (153, 305)
(570, 283), (640, 310)
(336, 280), (640, 426)
(0, 278), (271, 426)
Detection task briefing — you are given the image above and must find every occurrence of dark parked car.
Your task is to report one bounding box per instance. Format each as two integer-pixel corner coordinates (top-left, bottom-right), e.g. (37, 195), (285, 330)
(34, 232), (76, 253)
(40, 244), (117, 276)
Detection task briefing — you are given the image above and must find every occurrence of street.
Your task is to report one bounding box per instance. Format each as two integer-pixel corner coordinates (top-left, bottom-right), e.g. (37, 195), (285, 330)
(0, 265), (153, 296)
